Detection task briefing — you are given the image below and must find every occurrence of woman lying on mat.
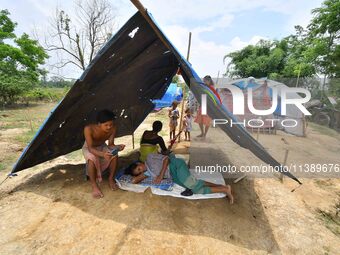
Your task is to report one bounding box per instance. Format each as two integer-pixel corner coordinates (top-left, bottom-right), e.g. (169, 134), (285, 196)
(139, 121), (169, 162)
(125, 153), (234, 204)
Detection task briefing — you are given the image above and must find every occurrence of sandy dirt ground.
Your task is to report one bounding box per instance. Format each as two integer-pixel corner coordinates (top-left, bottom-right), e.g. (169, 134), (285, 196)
(0, 105), (339, 255)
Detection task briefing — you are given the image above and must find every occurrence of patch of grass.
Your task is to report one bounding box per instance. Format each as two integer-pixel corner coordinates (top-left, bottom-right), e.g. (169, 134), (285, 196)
(0, 103), (55, 132)
(314, 179), (333, 188)
(14, 129), (37, 145)
(22, 87), (68, 102)
(322, 245), (331, 255)
(159, 130), (168, 137)
(317, 202), (340, 237)
(309, 122), (340, 139)
(0, 154), (18, 172)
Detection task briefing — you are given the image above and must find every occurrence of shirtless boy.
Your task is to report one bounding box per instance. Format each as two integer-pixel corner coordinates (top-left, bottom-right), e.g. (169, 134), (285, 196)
(82, 110), (125, 198)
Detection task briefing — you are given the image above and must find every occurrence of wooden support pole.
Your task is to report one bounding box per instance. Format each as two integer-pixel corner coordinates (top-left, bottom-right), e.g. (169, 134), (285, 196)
(25, 109), (33, 132)
(234, 174), (246, 184)
(130, 0), (172, 50)
(295, 64), (301, 87)
(280, 149), (289, 182)
(216, 70), (220, 86)
(132, 132), (135, 149)
(280, 138), (290, 182)
(178, 32), (192, 142)
(130, 108), (135, 150)
(186, 32), (192, 61)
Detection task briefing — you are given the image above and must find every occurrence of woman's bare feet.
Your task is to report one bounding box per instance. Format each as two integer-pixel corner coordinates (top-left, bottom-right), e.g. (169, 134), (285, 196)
(92, 186), (104, 199)
(196, 133), (204, 137)
(109, 178), (119, 191)
(224, 185), (234, 204)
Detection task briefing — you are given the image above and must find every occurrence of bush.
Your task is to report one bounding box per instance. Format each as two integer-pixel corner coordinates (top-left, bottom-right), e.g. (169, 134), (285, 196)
(21, 87), (68, 103)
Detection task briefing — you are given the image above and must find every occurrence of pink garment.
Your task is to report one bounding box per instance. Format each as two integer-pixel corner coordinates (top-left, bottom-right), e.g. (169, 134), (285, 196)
(194, 108), (212, 126)
(82, 142), (115, 175)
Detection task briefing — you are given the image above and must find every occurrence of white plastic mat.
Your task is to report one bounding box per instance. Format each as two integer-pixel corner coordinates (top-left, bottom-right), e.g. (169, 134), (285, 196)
(116, 168), (226, 200)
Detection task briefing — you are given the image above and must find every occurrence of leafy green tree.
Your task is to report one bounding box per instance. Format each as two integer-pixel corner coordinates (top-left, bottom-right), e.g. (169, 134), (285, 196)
(301, 0), (340, 99)
(40, 76), (75, 88)
(307, 0), (340, 78)
(280, 26), (316, 78)
(224, 35), (315, 80)
(224, 0), (339, 88)
(0, 10), (48, 103)
(224, 40), (282, 78)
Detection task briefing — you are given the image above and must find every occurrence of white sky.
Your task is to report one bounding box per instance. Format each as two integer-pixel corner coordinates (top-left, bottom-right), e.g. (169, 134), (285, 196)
(2, 0), (324, 79)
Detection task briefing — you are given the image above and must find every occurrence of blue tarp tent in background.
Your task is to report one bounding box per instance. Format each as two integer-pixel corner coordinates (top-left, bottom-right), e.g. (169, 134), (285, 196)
(152, 83), (183, 109)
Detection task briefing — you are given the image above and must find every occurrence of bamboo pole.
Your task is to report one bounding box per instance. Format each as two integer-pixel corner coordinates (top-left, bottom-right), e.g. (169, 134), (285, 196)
(280, 138), (290, 182)
(131, 109), (135, 150)
(130, 0), (191, 144)
(132, 132), (135, 149)
(216, 70), (220, 86)
(295, 64), (301, 87)
(178, 32), (192, 142)
(130, 0), (172, 50)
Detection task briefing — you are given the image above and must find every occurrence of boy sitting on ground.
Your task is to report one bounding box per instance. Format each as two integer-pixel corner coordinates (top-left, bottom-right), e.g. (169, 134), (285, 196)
(82, 110), (125, 198)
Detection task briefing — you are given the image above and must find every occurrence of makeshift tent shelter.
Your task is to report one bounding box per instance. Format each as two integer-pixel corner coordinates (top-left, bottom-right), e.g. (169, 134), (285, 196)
(11, 4), (301, 184)
(152, 83), (183, 109)
(218, 78), (306, 136)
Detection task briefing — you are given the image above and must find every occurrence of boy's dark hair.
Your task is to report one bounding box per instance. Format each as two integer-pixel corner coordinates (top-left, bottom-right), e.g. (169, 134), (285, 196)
(124, 161), (141, 176)
(152, 121), (163, 132)
(96, 110), (116, 124)
(171, 101), (179, 108)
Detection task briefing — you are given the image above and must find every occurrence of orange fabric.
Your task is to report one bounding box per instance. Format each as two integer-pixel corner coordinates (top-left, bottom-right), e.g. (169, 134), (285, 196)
(194, 108), (212, 126)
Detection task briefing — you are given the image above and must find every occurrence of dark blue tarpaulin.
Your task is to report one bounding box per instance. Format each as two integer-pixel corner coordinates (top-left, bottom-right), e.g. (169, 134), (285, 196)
(12, 10), (301, 184)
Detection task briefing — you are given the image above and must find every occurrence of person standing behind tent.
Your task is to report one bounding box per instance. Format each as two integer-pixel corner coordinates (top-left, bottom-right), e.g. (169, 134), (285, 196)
(83, 110), (126, 198)
(168, 101), (180, 141)
(195, 75), (222, 139)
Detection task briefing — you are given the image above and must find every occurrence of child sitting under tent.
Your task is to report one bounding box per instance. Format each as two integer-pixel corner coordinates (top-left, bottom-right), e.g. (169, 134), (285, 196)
(83, 110), (126, 198)
(139, 121), (169, 162)
(125, 153), (234, 204)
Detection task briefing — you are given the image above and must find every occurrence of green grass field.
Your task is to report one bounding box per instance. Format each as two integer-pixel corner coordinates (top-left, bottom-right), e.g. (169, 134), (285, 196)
(0, 102), (173, 172)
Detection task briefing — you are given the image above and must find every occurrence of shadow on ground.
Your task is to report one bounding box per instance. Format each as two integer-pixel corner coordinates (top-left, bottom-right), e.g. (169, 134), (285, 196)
(5, 149), (280, 254)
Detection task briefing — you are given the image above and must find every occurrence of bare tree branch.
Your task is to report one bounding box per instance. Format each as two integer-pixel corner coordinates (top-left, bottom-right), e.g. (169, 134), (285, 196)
(45, 0), (117, 72)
